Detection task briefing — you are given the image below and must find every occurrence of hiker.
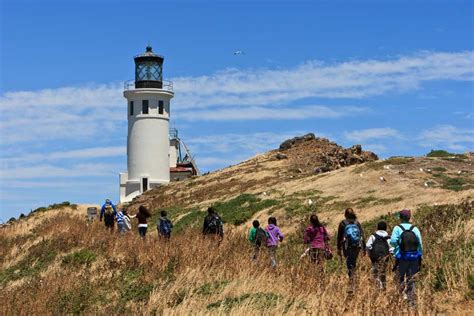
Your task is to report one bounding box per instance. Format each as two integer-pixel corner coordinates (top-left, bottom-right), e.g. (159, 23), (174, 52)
(116, 208), (127, 234)
(248, 220), (268, 261)
(366, 220), (393, 290)
(390, 209), (423, 308)
(132, 205), (151, 239)
(337, 208), (365, 293)
(157, 210), (173, 240)
(266, 216), (284, 268)
(100, 199), (117, 231)
(303, 214), (331, 264)
(202, 207), (224, 240)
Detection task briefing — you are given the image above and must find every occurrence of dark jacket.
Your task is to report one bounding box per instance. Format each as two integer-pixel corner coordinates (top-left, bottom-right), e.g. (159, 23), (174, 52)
(337, 219), (365, 251)
(136, 211), (150, 225)
(203, 213), (224, 236)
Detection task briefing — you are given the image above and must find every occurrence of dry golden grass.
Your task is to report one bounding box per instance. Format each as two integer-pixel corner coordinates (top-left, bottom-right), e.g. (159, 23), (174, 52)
(1, 200), (473, 315)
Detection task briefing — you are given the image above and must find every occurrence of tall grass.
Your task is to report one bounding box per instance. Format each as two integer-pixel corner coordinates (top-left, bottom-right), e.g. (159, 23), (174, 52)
(1, 201), (473, 314)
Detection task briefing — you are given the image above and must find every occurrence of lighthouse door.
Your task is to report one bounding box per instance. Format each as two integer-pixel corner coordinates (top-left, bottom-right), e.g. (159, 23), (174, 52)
(142, 178), (149, 192)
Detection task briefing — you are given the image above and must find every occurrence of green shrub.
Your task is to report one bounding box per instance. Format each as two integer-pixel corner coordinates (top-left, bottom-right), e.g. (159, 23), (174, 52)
(0, 240), (57, 285)
(62, 249), (97, 266)
(51, 282), (94, 314)
(213, 194), (279, 225)
(207, 292), (282, 310)
(426, 150), (466, 158)
(173, 210), (203, 233)
(196, 280), (230, 296)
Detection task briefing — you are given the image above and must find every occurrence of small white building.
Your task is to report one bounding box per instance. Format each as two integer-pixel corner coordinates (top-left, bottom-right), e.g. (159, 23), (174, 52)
(119, 46), (198, 203)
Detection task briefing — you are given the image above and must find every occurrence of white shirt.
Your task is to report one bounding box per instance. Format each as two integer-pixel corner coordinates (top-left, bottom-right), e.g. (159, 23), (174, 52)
(366, 230), (394, 253)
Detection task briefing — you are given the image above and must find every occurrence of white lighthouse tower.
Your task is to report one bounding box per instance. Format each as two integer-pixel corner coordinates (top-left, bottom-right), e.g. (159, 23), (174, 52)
(119, 46), (174, 203)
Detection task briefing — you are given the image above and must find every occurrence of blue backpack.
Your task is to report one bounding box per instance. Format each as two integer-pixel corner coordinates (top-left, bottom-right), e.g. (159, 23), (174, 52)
(344, 221), (361, 248)
(158, 218), (172, 236)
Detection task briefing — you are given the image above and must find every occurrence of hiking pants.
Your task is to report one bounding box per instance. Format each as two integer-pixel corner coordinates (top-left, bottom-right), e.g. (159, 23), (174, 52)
(371, 257), (388, 289)
(268, 246), (278, 268)
(398, 259), (420, 307)
(118, 222), (127, 234)
(104, 215), (115, 230)
(252, 245), (261, 261)
(344, 247), (360, 278)
(138, 226), (147, 238)
(309, 248), (325, 264)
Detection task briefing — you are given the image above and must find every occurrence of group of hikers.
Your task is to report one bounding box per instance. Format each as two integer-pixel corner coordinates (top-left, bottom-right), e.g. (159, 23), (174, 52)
(98, 199), (423, 308)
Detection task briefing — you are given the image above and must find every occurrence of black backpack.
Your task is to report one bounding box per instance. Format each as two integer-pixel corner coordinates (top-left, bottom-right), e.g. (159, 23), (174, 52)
(369, 234), (390, 261)
(207, 215), (222, 234)
(399, 225), (419, 253)
(254, 227), (268, 246)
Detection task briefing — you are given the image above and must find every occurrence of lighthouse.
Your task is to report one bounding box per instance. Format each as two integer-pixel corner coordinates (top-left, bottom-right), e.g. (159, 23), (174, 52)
(119, 46), (174, 203)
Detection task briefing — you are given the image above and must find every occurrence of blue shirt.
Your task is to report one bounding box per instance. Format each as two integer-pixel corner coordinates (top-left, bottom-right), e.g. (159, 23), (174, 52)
(100, 202), (117, 217)
(390, 223), (423, 259)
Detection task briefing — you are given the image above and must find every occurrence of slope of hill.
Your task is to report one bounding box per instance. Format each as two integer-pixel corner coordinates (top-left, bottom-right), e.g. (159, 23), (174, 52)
(1, 135), (473, 314)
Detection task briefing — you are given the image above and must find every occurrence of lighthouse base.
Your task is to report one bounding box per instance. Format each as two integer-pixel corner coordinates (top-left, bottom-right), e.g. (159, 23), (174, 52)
(119, 172), (169, 203)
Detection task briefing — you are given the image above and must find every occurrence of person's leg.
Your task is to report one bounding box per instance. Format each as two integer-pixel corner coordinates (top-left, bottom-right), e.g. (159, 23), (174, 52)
(398, 259), (409, 298)
(370, 258), (378, 286)
(252, 245), (259, 261)
(268, 246), (277, 267)
(380, 258), (388, 290)
(406, 260), (420, 308)
(138, 227), (145, 238)
(346, 247), (360, 293)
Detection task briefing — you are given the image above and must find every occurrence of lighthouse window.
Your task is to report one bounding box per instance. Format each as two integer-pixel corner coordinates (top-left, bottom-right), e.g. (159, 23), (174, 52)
(129, 101), (134, 116)
(142, 100), (149, 114)
(158, 100), (164, 114)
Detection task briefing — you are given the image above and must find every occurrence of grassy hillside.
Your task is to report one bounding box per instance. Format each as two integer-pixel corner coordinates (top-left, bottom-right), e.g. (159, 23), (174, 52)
(1, 138), (473, 314)
(1, 201), (473, 314)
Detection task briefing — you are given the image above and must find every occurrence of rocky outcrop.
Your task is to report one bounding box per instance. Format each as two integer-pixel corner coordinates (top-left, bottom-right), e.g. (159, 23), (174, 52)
(278, 134), (378, 175)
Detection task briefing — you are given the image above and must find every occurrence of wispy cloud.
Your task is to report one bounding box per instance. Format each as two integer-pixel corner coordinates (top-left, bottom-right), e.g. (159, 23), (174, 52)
(1, 146), (126, 166)
(344, 128), (402, 142)
(176, 105), (367, 121)
(418, 125), (474, 151)
(0, 163), (122, 180)
(173, 51), (474, 109)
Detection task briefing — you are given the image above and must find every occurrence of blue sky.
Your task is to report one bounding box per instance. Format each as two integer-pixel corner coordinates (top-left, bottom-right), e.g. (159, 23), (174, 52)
(1, 0), (473, 220)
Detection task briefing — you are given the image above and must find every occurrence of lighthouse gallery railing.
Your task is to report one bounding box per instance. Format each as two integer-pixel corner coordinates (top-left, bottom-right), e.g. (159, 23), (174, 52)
(124, 80), (173, 92)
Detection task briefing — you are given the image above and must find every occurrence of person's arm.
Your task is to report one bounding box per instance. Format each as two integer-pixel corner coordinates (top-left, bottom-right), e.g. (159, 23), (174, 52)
(168, 219), (173, 228)
(415, 227), (423, 256)
(366, 234), (375, 250)
(277, 227), (284, 241)
(111, 203), (117, 213)
(337, 221), (344, 251)
(303, 227), (311, 244)
(324, 227), (330, 241)
(358, 222), (366, 251)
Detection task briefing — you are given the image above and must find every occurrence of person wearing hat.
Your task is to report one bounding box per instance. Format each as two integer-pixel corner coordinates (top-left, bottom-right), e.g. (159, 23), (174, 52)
(390, 209), (423, 308)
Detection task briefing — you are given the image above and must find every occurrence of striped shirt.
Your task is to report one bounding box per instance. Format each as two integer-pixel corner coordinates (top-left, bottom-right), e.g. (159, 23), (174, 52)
(116, 211), (125, 223)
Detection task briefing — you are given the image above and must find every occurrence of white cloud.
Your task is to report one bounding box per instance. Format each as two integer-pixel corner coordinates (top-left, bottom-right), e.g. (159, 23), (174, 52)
(173, 51), (474, 109)
(0, 51), (472, 148)
(0, 163), (122, 180)
(1, 146), (126, 166)
(418, 125), (474, 151)
(175, 105), (367, 121)
(344, 128), (402, 142)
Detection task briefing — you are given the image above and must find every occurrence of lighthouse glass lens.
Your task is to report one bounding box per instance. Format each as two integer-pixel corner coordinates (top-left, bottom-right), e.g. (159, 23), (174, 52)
(136, 61), (162, 81)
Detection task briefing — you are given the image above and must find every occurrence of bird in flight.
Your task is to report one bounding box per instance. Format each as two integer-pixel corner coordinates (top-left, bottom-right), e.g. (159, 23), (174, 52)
(234, 50), (245, 55)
